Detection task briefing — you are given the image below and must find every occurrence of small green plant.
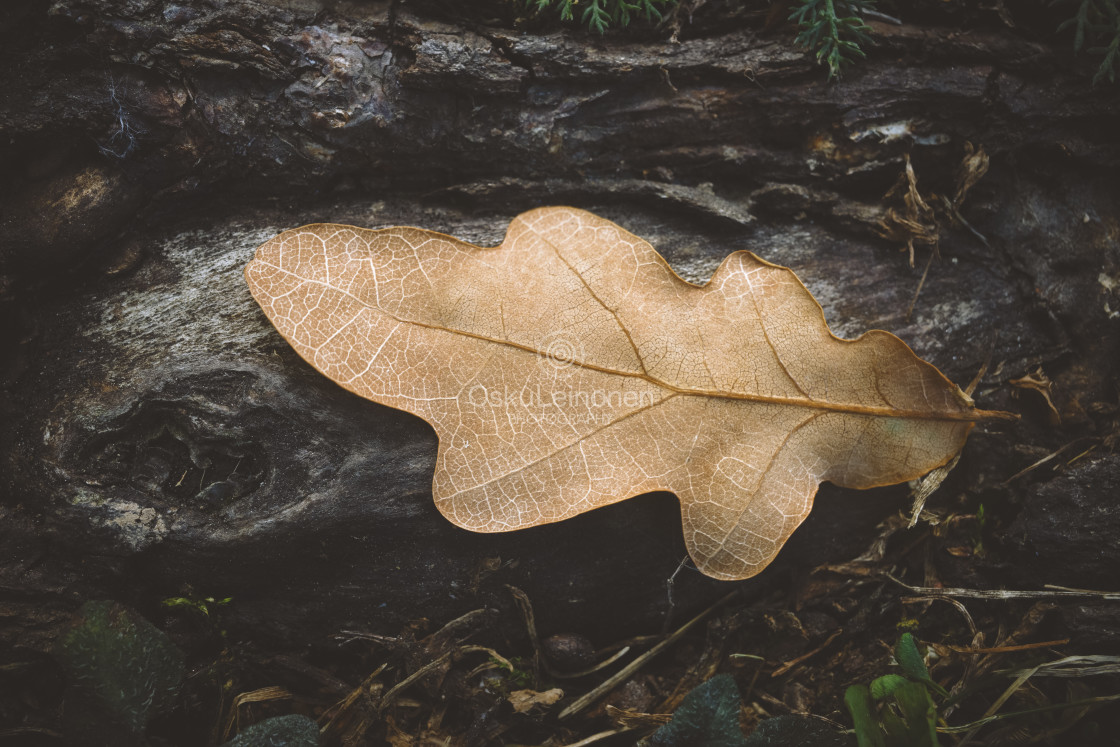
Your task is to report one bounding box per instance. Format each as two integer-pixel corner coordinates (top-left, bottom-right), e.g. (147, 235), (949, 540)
(498, 656), (534, 689)
(845, 633), (945, 747)
(1054, 0), (1120, 83)
(524, 0), (674, 33)
(789, 0), (876, 79)
(162, 593), (232, 618)
(971, 502), (987, 555)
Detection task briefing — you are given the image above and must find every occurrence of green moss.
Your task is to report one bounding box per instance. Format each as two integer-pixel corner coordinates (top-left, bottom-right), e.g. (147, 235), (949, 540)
(55, 601), (185, 742)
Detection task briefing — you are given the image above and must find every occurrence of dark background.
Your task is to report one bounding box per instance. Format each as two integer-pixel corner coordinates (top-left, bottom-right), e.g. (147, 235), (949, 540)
(1, 0), (1119, 743)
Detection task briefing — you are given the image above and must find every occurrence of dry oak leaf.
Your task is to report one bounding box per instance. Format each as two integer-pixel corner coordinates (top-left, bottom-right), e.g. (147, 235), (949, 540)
(508, 687), (565, 714)
(245, 207), (1011, 581)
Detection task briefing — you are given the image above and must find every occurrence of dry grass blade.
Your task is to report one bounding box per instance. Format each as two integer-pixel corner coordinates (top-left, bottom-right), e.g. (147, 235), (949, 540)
(956, 664), (1042, 747)
(466, 645), (515, 677)
(886, 573), (1120, 601)
(421, 607), (493, 654)
(770, 630), (841, 678)
(905, 245), (937, 322)
(606, 704), (673, 729)
(507, 585), (543, 686)
(0, 728), (64, 740)
(379, 645), (510, 716)
(1001, 438), (1097, 484)
(555, 728), (633, 747)
(335, 630), (399, 646)
(946, 639), (1070, 655)
(551, 646), (632, 680)
(319, 661), (388, 739)
(936, 597), (979, 639)
(906, 453), (959, 528)
(963, 354), (991, 398)
(557, 590), (738, 719)
(1047, 583), (1120, 593)
(377, 654), (450, 714)
(920, 597), (982, 719)
(222, 686), (293, 740)
(1005, 655), (1120, 678)
(938, 694), (1120, 734)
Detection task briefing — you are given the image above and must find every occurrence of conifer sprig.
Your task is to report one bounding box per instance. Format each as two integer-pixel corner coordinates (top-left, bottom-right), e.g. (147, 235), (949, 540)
(526, 0), (673, 34)
(789, 0), (876, 80)
(1055, 0), (1120, 84)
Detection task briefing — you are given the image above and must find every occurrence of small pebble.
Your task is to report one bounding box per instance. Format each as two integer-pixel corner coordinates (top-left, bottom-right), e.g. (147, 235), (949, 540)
(542, 632), (596, 670)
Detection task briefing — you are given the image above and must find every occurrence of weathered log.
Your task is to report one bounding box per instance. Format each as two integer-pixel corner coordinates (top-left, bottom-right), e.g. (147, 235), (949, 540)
(1, 0), (1118, 659)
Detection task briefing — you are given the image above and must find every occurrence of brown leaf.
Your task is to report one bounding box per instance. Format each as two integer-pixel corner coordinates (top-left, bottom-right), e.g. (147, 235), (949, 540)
(953, 142), (990, 207)
(878, 154), (938, 267)
(245, 207), (1010, 580)
(1010, 366), (1060, 425)
(508, 687), (564, 714)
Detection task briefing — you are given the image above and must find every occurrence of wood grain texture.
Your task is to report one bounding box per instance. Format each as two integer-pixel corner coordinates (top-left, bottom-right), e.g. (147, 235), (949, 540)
(246, 206), (1000, 580)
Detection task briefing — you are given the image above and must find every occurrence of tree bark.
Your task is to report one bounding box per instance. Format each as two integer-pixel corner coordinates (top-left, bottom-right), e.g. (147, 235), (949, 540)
(2, 0), (1118, 656)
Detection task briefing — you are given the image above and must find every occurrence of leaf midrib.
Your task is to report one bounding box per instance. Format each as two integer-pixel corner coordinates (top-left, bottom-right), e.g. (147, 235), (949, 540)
(257, 260), (985, 423)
